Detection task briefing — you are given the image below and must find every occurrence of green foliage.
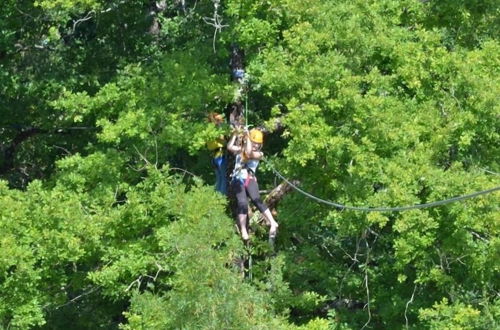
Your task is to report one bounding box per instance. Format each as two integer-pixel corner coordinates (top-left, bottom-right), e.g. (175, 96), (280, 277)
(52, 49), (233, 159)
(419, 298), (499, 329)
(121, 181), (289, 329)
(222, 0), (499, 327)
(34, 0), (101, 15)
(0, 179), (104, 328)
(1, 0), (498, 328)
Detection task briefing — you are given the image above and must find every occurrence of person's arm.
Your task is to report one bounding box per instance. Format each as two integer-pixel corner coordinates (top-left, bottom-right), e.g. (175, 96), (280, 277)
(243, 134), (252, 157)
(247, 149), (263, 160)
(226, 133), (241, 154)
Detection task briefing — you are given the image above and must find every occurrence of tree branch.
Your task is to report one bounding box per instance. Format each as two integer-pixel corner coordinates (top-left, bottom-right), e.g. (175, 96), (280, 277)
(0, 126), (98, 175)
(405, 284), (418, 329)
(1, 127), (45, 175)
(361, 232), (372, 330)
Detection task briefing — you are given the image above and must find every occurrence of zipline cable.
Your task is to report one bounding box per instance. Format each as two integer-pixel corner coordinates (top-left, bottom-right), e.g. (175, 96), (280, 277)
(265, 160), (500, 212)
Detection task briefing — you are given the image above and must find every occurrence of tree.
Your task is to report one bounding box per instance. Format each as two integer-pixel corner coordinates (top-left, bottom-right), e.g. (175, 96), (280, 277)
(0, 0), (498, 328)
(222, 0), (499, 327)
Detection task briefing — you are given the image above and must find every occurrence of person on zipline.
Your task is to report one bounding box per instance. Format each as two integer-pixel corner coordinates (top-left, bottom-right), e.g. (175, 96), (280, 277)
(207, 113), (227, 195)
(227, 127), (278, 241)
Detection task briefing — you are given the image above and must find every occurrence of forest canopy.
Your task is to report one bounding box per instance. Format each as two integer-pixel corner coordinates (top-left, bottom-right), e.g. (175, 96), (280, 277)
(0, 0), (498, 328)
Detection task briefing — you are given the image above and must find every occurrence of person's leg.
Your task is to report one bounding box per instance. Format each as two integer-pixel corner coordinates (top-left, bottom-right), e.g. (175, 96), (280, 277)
(214, 156), (228, 195)
(263, 208), (278, 239)
(213, 158), (221, 192)
(232, 180), (250, 240)
(237, 214), (249, 240)
(215, 169), (222, 193)
(246, 179), (278, 237)
(219, 156), (228, 195)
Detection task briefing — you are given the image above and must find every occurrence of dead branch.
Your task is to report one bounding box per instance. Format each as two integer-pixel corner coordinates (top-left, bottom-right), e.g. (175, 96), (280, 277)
(361, 231), (372, 330)
(405, 284), (418, 329)
(203, 0), (229, 52)
(264, 179), (298, 210)
(72, 11), (94, 33)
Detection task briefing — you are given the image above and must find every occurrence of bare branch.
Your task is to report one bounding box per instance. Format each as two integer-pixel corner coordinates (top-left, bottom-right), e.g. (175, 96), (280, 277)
(154, 136), (159, 167)
(478, 168), (500, 176)
(361, 231), (372, 330)
(72, 11), (94, 33)
(450, 254), (469, 266)
(133, 145), (157, 169)
(468, 229), (490, 242)
(14, 6), (37, 20)
(100, 0), (129, 14)
(54, 286), (99, 310)
(337, 234), (363, 298)
(170, 167), (198, 178)
(52, 145), (71, 155)
(405, 284), (418, 329)
(203, 0), (229, 52)
(125, 276), (143, 292)
(321, 243), (336, 260)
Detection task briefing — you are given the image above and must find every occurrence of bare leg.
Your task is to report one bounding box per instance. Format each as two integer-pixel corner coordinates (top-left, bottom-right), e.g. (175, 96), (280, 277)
(262, 209), (278, 238)
(233, 180), (250, 241)
(238, 213), (249, 241)
(245, 179), (278, 238)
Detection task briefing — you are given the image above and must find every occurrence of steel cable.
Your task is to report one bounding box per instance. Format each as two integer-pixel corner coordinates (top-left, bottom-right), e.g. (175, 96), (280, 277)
(266, 160), (500, 212)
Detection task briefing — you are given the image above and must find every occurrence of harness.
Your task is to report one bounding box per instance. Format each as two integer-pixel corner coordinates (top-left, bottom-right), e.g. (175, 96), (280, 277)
(231, 157), (258, 188)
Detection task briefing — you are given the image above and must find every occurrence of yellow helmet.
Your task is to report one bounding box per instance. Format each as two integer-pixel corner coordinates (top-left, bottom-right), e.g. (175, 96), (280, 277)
(249, 129), (264, 144)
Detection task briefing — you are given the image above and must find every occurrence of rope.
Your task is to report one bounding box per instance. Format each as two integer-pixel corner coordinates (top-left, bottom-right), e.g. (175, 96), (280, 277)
(244, 93), (249, 128)
(266, 160), (500, 212)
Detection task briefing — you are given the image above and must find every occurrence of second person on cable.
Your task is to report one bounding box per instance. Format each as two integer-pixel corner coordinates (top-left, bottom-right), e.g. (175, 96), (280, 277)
(227, 127), (279, 241)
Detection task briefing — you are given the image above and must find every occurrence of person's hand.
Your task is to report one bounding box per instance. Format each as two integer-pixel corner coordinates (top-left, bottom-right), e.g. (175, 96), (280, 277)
(232, 126), (242, 135)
